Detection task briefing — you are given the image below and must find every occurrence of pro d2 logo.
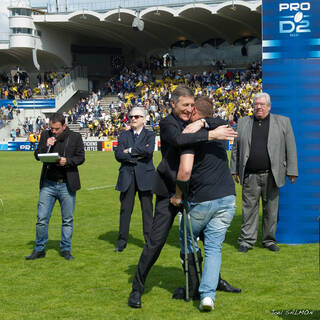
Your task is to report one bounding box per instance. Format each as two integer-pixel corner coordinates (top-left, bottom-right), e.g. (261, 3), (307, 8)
(279, 2), (311, 35)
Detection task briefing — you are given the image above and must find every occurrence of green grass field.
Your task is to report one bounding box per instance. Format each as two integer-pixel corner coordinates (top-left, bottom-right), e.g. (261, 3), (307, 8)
(0, 151), (318, 320)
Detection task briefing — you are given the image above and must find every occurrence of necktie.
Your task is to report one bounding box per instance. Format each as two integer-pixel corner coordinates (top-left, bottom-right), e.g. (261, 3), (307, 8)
(134, 133), (138, 142)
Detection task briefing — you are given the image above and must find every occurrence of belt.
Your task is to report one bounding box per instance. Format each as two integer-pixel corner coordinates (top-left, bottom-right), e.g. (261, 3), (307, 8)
(246, 169), (270, 174)
(47, 178), (66, 183)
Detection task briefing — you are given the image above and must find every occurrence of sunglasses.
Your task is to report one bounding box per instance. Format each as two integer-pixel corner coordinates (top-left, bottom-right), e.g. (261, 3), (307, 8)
(130, 115), (143, 119)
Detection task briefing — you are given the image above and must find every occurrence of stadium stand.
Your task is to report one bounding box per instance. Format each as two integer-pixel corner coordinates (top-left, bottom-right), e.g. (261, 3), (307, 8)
(61, 61), (262, 139)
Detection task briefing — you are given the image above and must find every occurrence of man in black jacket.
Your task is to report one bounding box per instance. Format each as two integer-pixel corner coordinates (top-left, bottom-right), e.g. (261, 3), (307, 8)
(128, 86), (239, 308)
(26, 113), (85, 261)
(114, 107), (155, 252)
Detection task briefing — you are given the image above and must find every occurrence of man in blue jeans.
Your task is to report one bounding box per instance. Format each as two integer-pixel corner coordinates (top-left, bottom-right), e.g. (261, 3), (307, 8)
(171, 96), (236, 311)
(26, 113), (85, 261)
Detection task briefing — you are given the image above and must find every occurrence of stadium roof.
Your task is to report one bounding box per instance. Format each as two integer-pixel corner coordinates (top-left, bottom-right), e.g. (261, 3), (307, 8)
(34, 1), (261, 52)
(0, 0), (262, 70)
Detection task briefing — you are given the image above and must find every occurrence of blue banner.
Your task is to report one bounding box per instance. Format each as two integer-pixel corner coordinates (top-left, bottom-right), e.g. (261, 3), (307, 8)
(263, 0), (320, 60)
(7, 141), (38, 151)
(0, 99), (55, 109)
(0, 144), (8, 151)
(263, 0), (320, 244)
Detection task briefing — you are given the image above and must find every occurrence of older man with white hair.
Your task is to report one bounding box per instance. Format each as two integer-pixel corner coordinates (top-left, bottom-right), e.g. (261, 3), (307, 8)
(114, 107), (155, 252)
(230, 92), (298, 253)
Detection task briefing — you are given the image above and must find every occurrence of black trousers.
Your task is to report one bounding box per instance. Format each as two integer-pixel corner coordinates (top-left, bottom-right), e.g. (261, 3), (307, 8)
(117, 172), (153, 248)
(132, 195), (180, 293)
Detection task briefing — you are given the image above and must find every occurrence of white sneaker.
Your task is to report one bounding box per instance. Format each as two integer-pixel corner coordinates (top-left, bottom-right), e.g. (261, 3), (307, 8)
(199, 297), (214, 311)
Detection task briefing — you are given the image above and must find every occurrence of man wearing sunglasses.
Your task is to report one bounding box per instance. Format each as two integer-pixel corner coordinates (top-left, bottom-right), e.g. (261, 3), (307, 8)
(114, 107), (155, 252)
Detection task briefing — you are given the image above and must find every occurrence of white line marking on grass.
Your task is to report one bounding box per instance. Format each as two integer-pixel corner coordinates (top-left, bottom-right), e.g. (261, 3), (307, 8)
(86, 185), (115, 191)
(0, 199), (4, 212)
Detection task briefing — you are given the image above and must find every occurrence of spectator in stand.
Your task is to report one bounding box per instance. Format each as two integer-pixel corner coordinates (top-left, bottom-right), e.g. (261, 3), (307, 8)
(16, 128), (21, 138)
(11, 128), (16, 141)
(28, 118), (33, 133)
(29, 132), (36, 151)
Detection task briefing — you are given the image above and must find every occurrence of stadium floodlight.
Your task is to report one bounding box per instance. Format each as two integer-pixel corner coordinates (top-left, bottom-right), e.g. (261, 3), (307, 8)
(118, 6), (121, 22)
(231, 0), (236, 11)
(81, 9), (87, 20)
(132, 17), (144, 31)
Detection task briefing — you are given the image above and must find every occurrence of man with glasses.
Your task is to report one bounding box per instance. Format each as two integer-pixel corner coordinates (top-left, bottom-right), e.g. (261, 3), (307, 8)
(114, 107), (155, 252)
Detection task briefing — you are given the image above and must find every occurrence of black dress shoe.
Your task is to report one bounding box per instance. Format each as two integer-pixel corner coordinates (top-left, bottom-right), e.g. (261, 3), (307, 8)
(238, 245), (250, 253)
(128, 290), (141, 308)
(266, 244), (280, 252)
(172, 287), (186, 300)
(61, 251), (74, 260)
(114, 246), (125, 252)
(217, 278), (241, 293)
(25, 250), (46, 260)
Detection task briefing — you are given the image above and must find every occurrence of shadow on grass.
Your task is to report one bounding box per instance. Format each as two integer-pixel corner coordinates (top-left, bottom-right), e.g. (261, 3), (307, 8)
(165, 225), (180, 249)
(98, 231), (145, 249)
(26, 239), (61, 252)
(224, 214), (242, 249)
(98, 224), (184, 250)
(125, 264), (184, 295)
(223, 214), (264, 249)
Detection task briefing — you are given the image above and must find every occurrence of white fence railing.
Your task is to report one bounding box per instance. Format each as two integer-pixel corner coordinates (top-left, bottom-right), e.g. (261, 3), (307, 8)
(53, 66), (87, 97)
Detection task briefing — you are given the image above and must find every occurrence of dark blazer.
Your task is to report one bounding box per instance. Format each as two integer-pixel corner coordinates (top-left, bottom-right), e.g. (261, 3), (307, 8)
(230, 113), (298, 187)
(115, 128), (155, 192)
(34, 127), (85, 192)
(153, 114), (225, 196)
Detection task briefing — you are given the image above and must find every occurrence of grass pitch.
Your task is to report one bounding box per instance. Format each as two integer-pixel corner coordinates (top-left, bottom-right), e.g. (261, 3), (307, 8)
(0, 151), (318, 320)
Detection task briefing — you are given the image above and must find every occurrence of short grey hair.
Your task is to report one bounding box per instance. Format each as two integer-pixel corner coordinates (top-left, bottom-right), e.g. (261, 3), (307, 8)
(130, 107), (146, 118)
(253, 92), (271, 106)
(171, 85), (194, 105)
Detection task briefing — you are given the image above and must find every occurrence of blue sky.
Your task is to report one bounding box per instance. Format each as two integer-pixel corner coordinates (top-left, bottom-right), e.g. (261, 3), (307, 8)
(31, 0), (50, 6)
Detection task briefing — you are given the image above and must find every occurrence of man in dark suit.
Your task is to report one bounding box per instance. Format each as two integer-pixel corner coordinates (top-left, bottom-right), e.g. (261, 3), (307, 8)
(230, 92), (298, 253)
(114, 107), (155, 252)
(128, 86), (239, 308)
(26, 113), (85, 261)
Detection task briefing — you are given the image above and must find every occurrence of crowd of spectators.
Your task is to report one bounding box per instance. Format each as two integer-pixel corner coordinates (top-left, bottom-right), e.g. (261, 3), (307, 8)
(0, 70), (68, 100)
(7, 115), (48, 141)
(0, 69), (68, 133)
(1, 61), (262, 140)
(65, 61), (262, 138)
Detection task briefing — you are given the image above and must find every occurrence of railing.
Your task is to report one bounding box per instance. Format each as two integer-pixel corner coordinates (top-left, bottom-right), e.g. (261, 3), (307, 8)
(53, 66), (87, 97)
(45, 0), (231, 13)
